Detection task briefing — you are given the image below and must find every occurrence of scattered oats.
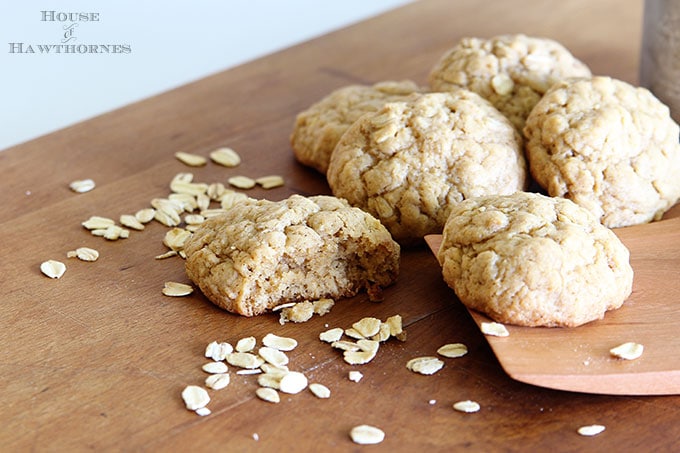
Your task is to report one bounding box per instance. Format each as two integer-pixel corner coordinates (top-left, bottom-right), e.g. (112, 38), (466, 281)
(260, 363), (289, 376)
(279, 301), (314, 324)
(181, 385), (210, 410)
(210, 147), (241, 167)
(257, 373), (283, 389)
(312, 298), (334, 316)
(352, 317), (382, 338)
(407, 356), (444, 375)
(135, 208), (156, 224)
(331, 340), (361, 352)
(40, 260), (66, 279)
(228, 176), (256, 190)
(262, 333), (298, 351)
(162, 281), (194, 297)
(610, 342), (644, 360)
(205, 373), (231, 390)
(153, 197), (184, 216)
(258, 347), (289, 367)
(185, 224), (201, 233)
(385, 314), (405, 340)
(252, 433), (259, 441)
(429, 399), (437, 405)
(453, 400), (480, 413)
(81, 216), (115, 230)
(202, 361), (229, 374)
(237, 369), (263, 375)
(577, 425), (606, 437)
(319, 327), (344, 343)
(205, 341), (228, 361)
(119, 214), (145, 231)
(66, 247), (99, 262)
(169, 193), (198, 212)
(155, 250), (178, 260)
(152, 197), (184, 215)
(207, 182), (227, 201)
(344, 328), (364, 340)
(343, 348), (377, 365)
(90, 229), (107, 237)
(220, 190), (250, 209)
(309, 383), (331, 399)
(348, 371), (363, 382)
(178, 250), (187, 259)
(175, 151), (207, 167)
(371, 323), (392, 342)
(194, 407), (211, 416)
(226, 352), (264, 369)
(171, 179), (209, 197)
(491, 73), (515, 96)
(172, 172), (194, 184)
(196, 193), (211, 211)
(278, 371), (308, 394)
(350, 425), (385, 445)
(154, 208), (181, 227)
(235, 336), (257, 352)
(255, 387), (280, 403)
(163, 227), (192, 251)
(102, 225), (130, 240)
(184, 215), (205, 226)
(255, 175), (285, 189)
(357, 339), (380, 354)
(481, 322), (509, 337)
(437, 343), (468, 359)
(272, 302), (297, 312)
(69, 178), (96, 193)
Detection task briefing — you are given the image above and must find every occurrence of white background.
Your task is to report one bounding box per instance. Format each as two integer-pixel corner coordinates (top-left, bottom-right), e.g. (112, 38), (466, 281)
(0, 1), (411, 151)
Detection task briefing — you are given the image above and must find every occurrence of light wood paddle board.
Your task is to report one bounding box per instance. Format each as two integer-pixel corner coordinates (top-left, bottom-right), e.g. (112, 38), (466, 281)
(424, 205), (680, 395)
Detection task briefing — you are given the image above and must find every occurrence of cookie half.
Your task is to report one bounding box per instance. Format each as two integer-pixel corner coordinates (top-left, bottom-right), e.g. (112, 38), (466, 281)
(428, 34), (591, 130)
(524, 76), (680, 228)
(184, 195), (400, 316)
(291, 80), (422, 174)
(327, 91), (527, 245)
(437, 192), (633, 327)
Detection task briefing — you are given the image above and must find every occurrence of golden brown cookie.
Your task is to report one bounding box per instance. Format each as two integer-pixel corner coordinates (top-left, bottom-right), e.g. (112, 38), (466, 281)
(437, 192), (633, 327)
(290, 80), (422, 174)
(524, 76), (680, 228)
(326, 91), (527, 245)
(183, 195), (400, 316)
(428, 34), (591, 130)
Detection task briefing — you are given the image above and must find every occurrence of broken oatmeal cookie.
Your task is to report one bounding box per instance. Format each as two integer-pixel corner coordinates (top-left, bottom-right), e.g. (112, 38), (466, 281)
(184, 195), (400, 316)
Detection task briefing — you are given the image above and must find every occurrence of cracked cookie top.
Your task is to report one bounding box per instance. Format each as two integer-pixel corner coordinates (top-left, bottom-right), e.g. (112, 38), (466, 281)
(327, 91), (527, 245)
(291, 80), (422, 174)
(437, 191), (633, 327)
(184, 194), (400, 316)
(524, 76), (680, 227)
(428, 34), (591, 130)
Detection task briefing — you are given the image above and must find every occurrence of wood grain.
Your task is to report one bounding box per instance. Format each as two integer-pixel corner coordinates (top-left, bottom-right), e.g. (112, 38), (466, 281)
(4, 0), (680, 451)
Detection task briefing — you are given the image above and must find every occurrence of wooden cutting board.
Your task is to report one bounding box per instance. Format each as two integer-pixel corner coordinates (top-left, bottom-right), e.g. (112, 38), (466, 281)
(425, 205), (680, 395)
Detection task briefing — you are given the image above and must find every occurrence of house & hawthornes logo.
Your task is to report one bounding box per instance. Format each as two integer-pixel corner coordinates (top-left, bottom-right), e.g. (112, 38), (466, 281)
(8, 10), (132, 54)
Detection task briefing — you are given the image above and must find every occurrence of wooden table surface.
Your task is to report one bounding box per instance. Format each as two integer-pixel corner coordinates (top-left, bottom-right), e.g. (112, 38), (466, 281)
(3, 0), (680, 451)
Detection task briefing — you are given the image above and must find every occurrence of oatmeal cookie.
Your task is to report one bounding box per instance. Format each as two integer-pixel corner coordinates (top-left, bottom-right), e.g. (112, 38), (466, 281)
(524, 76), (680, 228)
(291, 80), (422, 174)
(183, 195), (400, 316)
(437, 192), (634, 327)
(326, 91), (527, 245)
(428, 34), (591, 130)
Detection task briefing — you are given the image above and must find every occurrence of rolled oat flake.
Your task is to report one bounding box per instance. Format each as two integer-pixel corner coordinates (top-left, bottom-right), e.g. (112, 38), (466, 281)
(350, 425), (385, 445)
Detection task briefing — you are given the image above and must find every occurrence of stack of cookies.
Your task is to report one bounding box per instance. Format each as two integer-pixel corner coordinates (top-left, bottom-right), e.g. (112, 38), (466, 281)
(287, 33), (680, 326)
